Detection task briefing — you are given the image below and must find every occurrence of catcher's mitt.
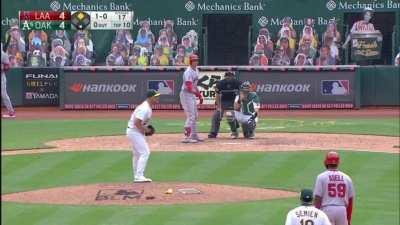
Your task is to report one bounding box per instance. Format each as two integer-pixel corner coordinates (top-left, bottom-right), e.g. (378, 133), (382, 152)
(145, 125), (155, 136)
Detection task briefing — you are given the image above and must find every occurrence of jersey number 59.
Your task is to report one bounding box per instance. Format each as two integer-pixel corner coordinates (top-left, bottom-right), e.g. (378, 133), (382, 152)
(328, 183), (346, 197)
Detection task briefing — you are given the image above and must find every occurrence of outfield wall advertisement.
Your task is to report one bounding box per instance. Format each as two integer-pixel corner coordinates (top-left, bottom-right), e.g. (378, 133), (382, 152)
(60, 69), (357, 110)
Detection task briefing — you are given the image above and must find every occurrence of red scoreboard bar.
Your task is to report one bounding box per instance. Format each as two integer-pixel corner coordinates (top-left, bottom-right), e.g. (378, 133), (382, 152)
(19, 11), (71, 21)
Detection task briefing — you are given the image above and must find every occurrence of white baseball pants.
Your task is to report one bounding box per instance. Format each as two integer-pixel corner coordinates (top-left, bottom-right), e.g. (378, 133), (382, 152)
(126, 128), (150, 179)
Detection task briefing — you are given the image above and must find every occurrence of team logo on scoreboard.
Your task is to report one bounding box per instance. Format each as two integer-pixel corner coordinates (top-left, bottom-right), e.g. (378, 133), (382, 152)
(50, 0), (61, 11)
(258, 16), (268, 27)
(148, 80), (174, 95)
(321, 80), (349, 95)
(71, 11), (90, 30)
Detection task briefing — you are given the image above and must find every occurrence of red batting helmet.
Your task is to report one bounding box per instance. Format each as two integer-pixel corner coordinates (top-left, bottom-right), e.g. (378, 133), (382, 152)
(189, 54), (199, 64)
(324, 151), (340, 167)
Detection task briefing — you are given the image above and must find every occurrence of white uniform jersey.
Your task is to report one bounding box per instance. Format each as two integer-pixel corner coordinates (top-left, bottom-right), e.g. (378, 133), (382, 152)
(314, 170), (354, 207)
(127, 100), (152, 131)
(351, 21), (375, 33)
(181, 66), (199, 92)
(285, 205), (332, 225)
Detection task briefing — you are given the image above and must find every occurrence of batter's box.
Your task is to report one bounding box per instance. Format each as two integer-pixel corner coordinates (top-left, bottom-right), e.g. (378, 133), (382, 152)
(177, 188), (202, 194)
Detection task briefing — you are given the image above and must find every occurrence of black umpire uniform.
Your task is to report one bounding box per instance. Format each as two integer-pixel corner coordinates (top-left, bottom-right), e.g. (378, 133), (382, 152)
(208, 71), (242, 138)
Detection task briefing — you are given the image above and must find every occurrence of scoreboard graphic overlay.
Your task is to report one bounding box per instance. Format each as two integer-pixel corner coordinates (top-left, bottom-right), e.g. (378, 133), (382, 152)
(19, 10), (133, 30)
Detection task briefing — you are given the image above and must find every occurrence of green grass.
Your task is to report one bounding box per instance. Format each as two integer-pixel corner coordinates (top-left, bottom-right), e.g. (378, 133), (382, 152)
(2, 117), (399, 150)
(2, 151), (399, 225)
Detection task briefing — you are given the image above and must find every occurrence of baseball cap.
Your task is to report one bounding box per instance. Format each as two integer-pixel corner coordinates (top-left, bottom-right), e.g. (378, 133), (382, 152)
(147, 90), (161, 98)
(300, 189), (313, 203)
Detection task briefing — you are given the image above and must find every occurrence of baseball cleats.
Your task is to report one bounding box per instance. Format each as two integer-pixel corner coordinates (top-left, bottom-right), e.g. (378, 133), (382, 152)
(134, 176), (152, 183)
(182, 138), (198, 143)
(192, 136), (204, 142)
(2, 112), (16, 118)
(230, 132), (239, 139)
(208, 133), (217, 138)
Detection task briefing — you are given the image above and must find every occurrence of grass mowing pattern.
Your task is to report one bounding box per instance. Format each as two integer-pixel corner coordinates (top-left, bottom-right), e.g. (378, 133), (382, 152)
(2, 117), (399, 150)
(2, 151), (399, 225)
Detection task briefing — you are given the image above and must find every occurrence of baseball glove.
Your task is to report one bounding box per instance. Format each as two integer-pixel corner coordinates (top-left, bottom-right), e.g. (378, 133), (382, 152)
(145, 125), (156, 136)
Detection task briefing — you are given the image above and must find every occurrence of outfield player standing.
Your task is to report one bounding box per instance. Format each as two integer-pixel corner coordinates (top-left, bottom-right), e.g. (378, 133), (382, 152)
(1, 43), (15, 118)
(180, 54), (203, 143)
(232, 81), (260, 139)
(314, 151), (355, 225)
(208, 71), (242, 139)
(126, 90), (160, 183)
(285, 189), (332, 225)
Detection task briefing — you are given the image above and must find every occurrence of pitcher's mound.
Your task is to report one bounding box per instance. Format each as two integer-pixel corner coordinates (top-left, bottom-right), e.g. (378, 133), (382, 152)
(2, 182), (297, 206)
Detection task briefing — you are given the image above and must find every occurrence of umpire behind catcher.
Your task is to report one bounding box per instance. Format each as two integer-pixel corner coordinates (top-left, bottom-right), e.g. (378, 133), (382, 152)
(208, 71), (242, 139)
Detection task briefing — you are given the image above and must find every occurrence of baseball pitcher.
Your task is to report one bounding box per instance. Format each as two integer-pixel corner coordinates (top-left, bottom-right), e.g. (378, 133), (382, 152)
(1, 43), (15, 118)
(180, 54), (203, 143)
(208, 71), (242, 139)
(126, 90), (160, 183)
(285, 189), (332, 225)
(314, 151), (355, 225)
(231, 81), (260, 139)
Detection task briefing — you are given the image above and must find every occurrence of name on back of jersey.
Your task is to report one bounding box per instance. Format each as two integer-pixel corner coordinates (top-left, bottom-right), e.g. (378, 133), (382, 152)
(295, 210), (318, 219)
(329, 175), (344, 182)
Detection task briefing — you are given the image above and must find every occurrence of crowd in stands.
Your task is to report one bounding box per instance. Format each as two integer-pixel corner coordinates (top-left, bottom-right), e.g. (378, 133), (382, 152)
(2, 18), (399, 67)
(3, 18), (198, 67)
(250, 17), (342, 66)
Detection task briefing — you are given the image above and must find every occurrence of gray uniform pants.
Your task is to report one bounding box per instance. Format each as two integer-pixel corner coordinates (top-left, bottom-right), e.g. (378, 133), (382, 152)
(180, 90), (199, 139)
(2, 72), (14, 113)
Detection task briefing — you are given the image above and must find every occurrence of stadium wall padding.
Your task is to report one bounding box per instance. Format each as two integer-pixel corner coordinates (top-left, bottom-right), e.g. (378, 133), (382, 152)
(4, 66), (399, 108)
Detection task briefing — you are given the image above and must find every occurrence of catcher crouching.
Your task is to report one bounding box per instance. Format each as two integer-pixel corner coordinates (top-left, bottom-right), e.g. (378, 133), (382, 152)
(230, 81), (260, 139)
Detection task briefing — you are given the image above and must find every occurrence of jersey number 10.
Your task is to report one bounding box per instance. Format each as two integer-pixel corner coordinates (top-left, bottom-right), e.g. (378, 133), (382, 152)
(300, 219), (314, 225)
(328, 183), (346, 197)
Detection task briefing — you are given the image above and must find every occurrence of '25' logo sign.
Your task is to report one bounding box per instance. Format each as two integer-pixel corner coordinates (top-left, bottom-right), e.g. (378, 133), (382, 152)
(328, 183), (346, 197)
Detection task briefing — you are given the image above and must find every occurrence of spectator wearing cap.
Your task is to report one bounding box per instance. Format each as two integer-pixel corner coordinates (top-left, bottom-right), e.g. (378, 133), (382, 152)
(50, 30), (71, 54)
(315, 45), (336, 66)
(49, 45), (69, 67)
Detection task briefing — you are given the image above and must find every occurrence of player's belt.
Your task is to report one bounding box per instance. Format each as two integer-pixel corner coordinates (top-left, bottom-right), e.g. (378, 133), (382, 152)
(322, 204), (346, 208)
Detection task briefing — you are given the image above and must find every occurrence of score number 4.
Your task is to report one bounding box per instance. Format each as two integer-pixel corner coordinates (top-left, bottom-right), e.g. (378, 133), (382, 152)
(328, 183), (346, 197)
